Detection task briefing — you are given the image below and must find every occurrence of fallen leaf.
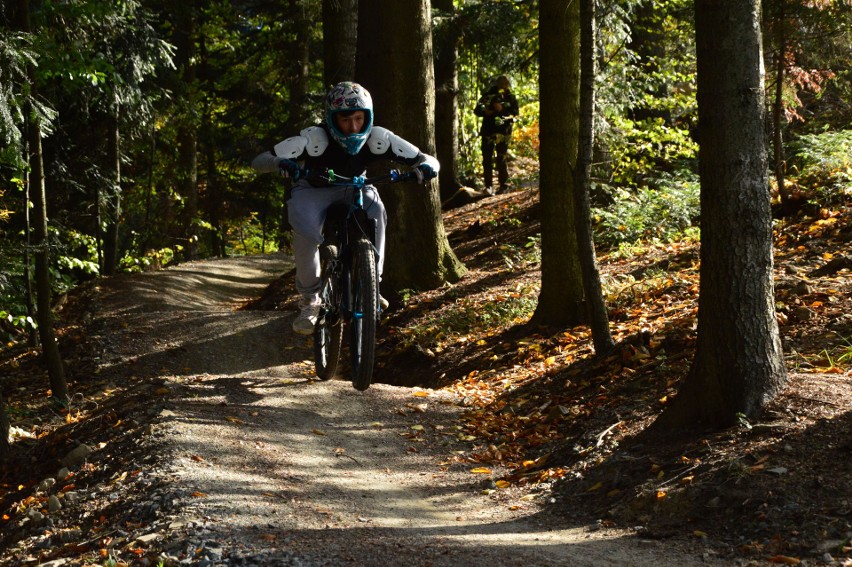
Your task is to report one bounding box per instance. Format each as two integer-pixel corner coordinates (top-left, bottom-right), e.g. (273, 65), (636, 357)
(413, 391), (430, 397)
(767, 556), (801, 565)
(225, 416), (244, 425)
(470, 467), (492, 474)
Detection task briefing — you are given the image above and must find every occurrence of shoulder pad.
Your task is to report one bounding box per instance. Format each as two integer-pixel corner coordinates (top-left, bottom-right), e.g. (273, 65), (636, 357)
(300, 126), (329, 156)
(368, 126), (420, 159)
(272, 127), (328, 159)
(273, 135), (307, 159)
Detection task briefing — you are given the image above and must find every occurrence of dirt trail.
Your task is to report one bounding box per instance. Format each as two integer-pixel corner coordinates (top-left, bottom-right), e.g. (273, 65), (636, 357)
(90, 254), (719, 566)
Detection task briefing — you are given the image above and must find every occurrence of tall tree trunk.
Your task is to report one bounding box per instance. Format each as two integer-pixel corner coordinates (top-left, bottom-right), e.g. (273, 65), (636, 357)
(23, 117), (38, 347)
(355, 0), (466, 292)
(575, 0), (613, 354)
(29, 120), (68, 402)
(532, 0), (586, 327)
(18, 0), (68, 403)
(772, 7), (791, 208)
(287, 0), (312, 132)
(433, 0), (464, 201)
(175, 2), (199, 261)
(0, 390), (9, 461)
(322, 0), (358, 87)
(102, 96), (121, 276)
(655, 0), (786, 430)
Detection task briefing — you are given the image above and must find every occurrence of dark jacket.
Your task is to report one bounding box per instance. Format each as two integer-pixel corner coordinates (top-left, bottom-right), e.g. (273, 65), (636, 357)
(474, 86), (519, 137)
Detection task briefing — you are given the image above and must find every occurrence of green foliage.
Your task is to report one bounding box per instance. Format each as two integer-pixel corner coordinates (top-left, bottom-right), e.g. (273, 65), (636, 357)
(593, 170), (700, 249)
(595, 0), (699, 195)
(119, 247), (177, 272)
(606, 116), (698, 186)
(787, 129), (852, 206)
(225, 212), (280, 257)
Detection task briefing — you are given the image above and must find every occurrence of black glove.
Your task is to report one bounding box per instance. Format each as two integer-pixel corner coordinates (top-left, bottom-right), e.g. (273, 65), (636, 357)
(277, 158), (301, 180)
(414, 163), (437, 183)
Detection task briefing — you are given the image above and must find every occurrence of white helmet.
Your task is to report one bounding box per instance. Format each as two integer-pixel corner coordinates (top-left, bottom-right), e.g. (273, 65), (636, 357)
(325, 82), (374, 155)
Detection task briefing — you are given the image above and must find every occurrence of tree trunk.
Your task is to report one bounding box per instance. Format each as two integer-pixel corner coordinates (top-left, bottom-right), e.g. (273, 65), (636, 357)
(322, 0), (358, 87)
(355, 0), (466, 292)
(175, 2), (199, 261)
(532, 0), (586, 327)
(433, 0), (464, 201)
(17, 0), (68, 403)
(654, 0), (786, 431)
(0, 389), (9, 461)
(575, 0), (613, 354)
(102, 97), (121, 276)
(772, 8), (791, 208)
(23, 118), (38, 347)
(287, 0), (312, 132)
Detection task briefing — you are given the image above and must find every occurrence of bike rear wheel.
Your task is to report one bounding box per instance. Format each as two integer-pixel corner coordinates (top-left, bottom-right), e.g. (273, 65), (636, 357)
(313, 244), (344, 380)
(349, 238), (378, 391)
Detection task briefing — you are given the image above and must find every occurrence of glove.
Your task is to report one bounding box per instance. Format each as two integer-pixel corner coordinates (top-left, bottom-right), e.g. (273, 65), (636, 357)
(414, 163), (437, 183)
(277, 158), (301, 180)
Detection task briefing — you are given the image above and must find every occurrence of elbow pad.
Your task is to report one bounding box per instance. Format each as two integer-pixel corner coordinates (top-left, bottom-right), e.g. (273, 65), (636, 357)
(273, 126), (329, 159)
(367, 126), (421, 159)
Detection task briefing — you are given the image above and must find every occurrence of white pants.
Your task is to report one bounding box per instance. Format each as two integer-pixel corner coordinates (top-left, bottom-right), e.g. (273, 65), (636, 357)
(287, 184), (387, 300)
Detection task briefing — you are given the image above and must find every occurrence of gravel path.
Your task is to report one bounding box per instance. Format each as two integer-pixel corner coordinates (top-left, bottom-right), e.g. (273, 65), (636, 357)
(90, 254), (720, 566)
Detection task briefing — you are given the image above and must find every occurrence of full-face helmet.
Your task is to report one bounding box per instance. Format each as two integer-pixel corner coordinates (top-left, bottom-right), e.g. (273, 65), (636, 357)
(325, 82), (374, 155)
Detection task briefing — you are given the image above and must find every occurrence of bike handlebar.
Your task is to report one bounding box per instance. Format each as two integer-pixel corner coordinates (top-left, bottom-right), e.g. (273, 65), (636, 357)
(303, 168), (420, 187)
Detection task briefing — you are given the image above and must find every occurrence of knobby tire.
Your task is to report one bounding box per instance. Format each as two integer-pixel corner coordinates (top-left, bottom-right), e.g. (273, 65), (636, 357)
(350, 238), (378, 391)
(313, 244), (344, 380)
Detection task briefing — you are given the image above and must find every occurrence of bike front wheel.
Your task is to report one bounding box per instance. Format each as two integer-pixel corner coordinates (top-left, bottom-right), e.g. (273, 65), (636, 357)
(313, 244), (344, 380)
(349, 238), (378, 391)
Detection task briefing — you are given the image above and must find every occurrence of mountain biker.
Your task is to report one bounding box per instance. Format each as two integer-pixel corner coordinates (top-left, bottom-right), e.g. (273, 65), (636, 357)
(251, 81), (440, 335)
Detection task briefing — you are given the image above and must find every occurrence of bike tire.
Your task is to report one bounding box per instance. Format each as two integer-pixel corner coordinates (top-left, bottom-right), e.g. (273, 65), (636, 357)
(313, 244), (344, 380)
(349, 238), (378, 391)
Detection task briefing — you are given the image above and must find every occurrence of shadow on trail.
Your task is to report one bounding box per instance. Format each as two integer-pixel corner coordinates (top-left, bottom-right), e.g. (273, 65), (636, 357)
(98, 310), (309, 379)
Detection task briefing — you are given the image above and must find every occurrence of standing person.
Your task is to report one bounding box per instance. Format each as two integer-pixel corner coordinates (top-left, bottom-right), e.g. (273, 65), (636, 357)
(251, 82), (439, 335)
(474, 75), (519, 195)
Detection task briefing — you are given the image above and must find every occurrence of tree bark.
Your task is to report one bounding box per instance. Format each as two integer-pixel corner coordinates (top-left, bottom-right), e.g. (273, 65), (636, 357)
(102, 96), (121, 276)
(175, 1), (199, 261)
(433, 0), (464, 201)
(355, 0), (466, 292)
(17, 0), (68, 403)
(532, 0), (586, 327)
(575, 0), (613, 354)
(654, 0), (786, 431)
(286, 0), (312, 132)
(0, 389), (9, 461)
(322, 0), (358, 87)
(771, 6), (791, 208)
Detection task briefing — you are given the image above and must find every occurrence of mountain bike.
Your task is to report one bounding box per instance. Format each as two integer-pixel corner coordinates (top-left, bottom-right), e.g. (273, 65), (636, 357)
(309, 168), (419, 391)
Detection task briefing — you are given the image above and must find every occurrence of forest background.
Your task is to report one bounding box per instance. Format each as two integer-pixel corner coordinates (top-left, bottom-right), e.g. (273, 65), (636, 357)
(1, 0), (851, 563)
(0, 0), (852, 466)
(1, 0), (850, 345)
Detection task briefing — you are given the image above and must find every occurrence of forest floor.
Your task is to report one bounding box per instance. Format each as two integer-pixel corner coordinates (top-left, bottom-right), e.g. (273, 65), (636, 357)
(0, 182), (850, 566)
